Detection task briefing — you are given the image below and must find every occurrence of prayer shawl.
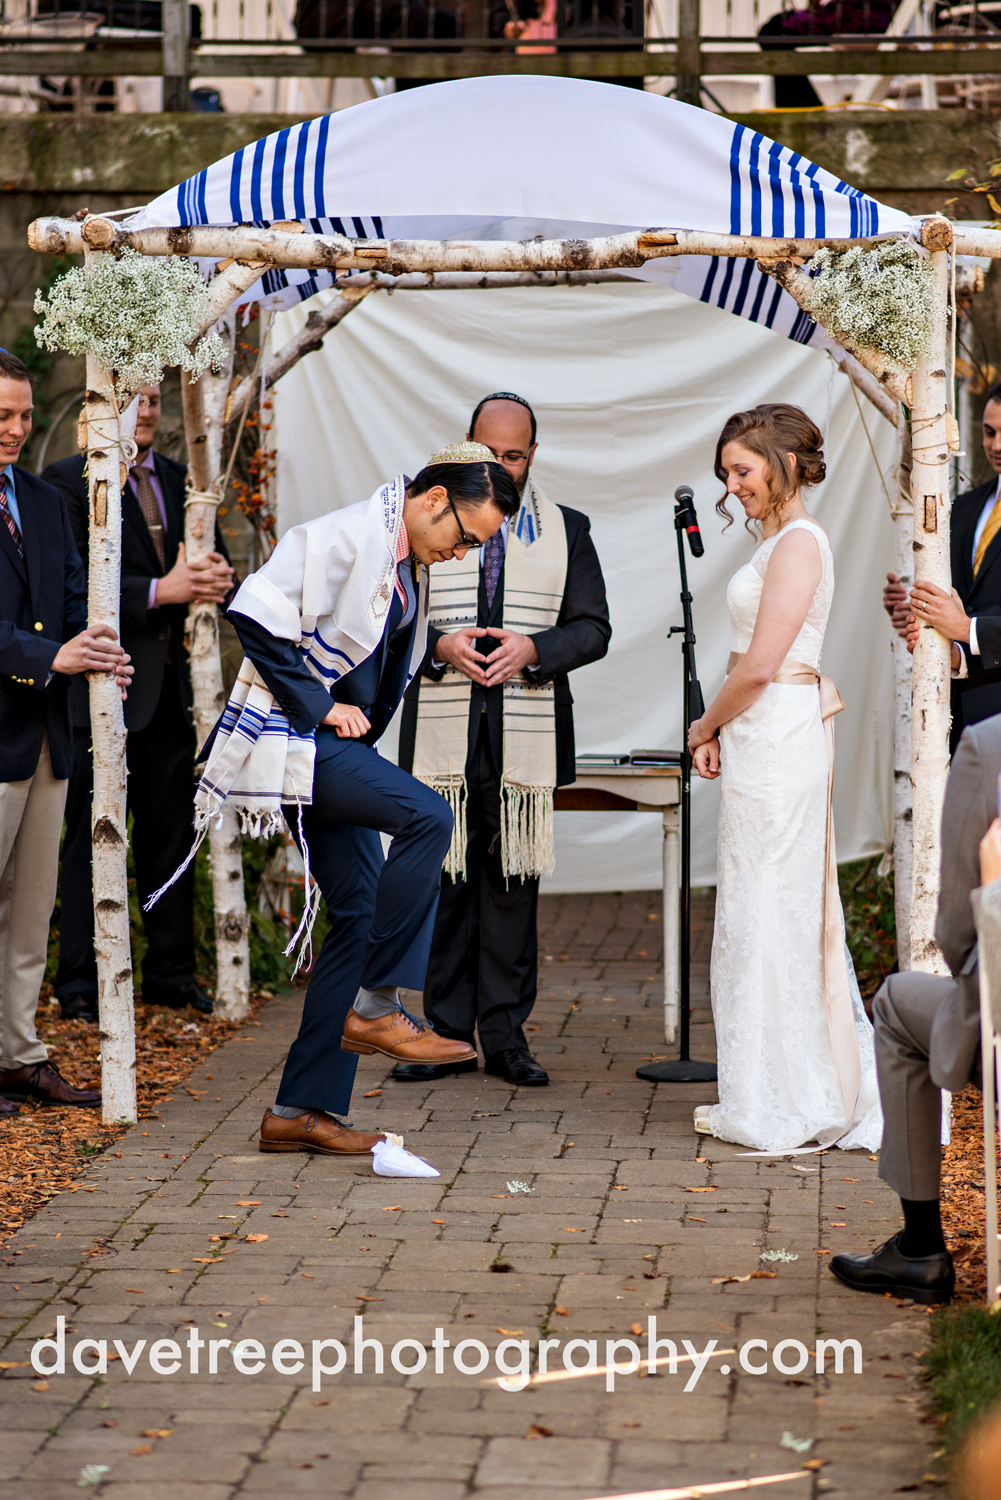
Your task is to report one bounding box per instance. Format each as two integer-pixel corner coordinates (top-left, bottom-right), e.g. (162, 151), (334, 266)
(146, 476), (429, 931)
(411, 480), (567, 880)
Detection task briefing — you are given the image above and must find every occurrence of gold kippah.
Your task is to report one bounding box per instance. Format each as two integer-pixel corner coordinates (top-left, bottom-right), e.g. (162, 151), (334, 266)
(426, 441), (495, 466)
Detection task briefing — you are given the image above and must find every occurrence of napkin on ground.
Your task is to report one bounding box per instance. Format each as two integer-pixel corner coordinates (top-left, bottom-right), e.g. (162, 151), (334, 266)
(371, 1137), (440, 1178)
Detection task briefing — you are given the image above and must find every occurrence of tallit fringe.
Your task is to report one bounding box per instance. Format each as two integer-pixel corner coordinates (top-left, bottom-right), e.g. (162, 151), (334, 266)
(237, 807), (288, 840)
(499, 783), (555, 880)
(284, 802), (322, 978)
(143, 800), (217, 912)
(416, 774), (468, 882)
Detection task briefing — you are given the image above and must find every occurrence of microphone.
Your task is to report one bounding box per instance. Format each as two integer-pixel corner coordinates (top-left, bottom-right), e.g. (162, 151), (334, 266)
(674, 484), (704, 558)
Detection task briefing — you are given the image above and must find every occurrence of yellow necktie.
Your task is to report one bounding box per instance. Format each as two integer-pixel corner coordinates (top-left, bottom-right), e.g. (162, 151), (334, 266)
(975, 494), (1001, 576)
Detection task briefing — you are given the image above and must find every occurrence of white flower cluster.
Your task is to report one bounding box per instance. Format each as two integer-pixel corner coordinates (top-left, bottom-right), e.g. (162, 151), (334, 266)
(34, 248), (226, 400)
(804, 239), (937, 370)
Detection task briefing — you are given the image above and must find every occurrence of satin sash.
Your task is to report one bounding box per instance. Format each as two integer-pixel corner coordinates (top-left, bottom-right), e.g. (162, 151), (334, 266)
(726, 652), (860, 1132)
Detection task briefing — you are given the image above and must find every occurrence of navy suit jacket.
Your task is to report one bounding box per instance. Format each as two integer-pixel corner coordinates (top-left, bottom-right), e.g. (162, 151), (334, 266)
(0, 466), (87, 782)
(42, 451), (233, 735)
(950, 478), (1001, 739)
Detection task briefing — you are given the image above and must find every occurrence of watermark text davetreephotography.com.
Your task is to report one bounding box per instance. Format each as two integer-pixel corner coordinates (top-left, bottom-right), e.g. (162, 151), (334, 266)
(32, 1317), (864, 1393)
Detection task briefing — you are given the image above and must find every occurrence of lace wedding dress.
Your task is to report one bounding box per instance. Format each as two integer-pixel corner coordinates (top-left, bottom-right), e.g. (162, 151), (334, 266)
(704, 518), (883, 1154)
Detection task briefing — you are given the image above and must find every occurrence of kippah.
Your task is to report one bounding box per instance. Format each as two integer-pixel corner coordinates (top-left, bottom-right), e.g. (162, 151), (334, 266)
(478, 391), (533, 415)
(426, 441), (496, 466)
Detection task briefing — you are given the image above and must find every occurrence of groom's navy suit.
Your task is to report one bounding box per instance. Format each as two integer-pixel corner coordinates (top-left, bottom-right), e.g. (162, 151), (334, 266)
(228, 579), (452, 1117)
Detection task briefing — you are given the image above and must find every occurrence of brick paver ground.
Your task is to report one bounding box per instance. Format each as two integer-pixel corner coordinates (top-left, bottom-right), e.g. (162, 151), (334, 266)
(1, 891), (937, 1500)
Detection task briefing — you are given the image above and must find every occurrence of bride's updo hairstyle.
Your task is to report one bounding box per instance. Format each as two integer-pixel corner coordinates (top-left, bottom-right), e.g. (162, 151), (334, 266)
(714, 403), (826, 532)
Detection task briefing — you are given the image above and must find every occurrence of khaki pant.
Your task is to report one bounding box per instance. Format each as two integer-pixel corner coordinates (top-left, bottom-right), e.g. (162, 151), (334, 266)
(0, 735), (68, 1070)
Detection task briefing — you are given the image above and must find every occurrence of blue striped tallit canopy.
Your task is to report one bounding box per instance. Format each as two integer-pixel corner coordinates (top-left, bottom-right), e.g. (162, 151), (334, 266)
(131, 75), (913, 349)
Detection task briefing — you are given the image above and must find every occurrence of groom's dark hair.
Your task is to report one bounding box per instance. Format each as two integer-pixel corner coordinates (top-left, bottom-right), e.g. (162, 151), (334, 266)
(408, 460), (520, 519)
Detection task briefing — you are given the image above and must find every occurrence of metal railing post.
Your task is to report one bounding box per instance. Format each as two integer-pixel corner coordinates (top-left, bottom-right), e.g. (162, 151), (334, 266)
(676, 0), (701, 107)
(162, 0), (189, 112)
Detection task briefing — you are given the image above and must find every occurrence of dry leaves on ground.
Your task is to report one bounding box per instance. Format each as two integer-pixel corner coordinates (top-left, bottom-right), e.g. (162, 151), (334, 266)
(0, 986), (274, 1252)
(940, 1085), (999, 1302)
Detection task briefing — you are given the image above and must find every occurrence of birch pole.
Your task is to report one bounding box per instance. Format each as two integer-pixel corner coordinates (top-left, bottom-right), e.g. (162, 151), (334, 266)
(180, 320), (251, 1021)
(908, 220), (953, 974)
(84, 318), (139, 1124)
(891, 417), (914, 972)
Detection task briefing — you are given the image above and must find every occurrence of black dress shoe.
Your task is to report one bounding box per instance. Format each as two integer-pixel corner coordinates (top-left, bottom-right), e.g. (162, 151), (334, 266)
(58, 993), (99, 1023)
(829, 1232), (955, 1305)
(0, 1097), (20, 1119)
(391, 1057), (479, 1082)
(141, 978), (214, 1015)
(484, 1049), (549, 1086)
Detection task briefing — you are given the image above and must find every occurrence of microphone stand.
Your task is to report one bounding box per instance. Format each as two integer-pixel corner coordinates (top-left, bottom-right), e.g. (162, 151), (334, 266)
(636, 493), (718, 1085)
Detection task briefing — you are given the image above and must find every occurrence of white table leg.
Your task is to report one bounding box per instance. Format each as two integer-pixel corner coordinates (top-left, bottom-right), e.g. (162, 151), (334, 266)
(662, 805), (680, 1044)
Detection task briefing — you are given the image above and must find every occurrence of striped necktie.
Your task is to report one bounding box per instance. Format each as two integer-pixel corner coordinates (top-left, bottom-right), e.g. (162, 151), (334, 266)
(131, 463), (166, 569)
(0, 473), (23, 561)
(974, 489), (1001, 577)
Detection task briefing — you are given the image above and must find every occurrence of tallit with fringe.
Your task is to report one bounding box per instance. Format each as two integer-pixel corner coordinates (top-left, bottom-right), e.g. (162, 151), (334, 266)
(411, 480), (567, 880)
(145, 474), (428, 967)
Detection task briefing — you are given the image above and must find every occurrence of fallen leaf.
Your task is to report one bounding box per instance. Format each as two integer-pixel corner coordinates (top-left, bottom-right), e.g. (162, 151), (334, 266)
(562, 1227), (582, 1233)
(293, 1463), (314, 1469)
(840, 1178), (860, 1183)
(166, 1268), (182, 1274)
(235, 1200), (262, 1206)
(496, 1327), (524, 1335)
(555, 1306), (570, 1316)
(432, 1219), (445, 1225)
(801, 1460), (830, 1471)
(525, 1424), (553, 1440)
(313, 1400), (330, 1407)
(630, 1323), (644, 1336)
(302, 1273), (315, 1279)
(244, 1233), (269, 1243)
(363, 1090), (382, 1097)
(750, 1270), (776, 1279)
(690, 1216), (707, 1222)
(830, 1222), (846, 1228)
(125, 1288), (145, 1294)
(31, 1381), (49, 1392)
(356, 1295), (383, 1302)
(192, 1257), (215, 1264)
(382, 1206), (403, 1212)
(141, 1429), (173, 1438)
(817, 1249), (830, 1256)
(130, 1446), (153, 1457)
(102, 1420), (118, 1428)
(624, 1422), (641, 1428)
(684, 1186), (717, 1193)
(0, 1361), (31, 1369)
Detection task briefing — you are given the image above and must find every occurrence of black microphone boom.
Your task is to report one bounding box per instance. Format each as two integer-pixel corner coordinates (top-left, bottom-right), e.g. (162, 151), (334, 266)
(674, 484), (704, 559)
(635, 481), (717, 1088)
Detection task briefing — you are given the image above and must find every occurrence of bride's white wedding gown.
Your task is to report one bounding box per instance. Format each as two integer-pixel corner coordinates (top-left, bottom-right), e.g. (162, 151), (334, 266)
(704, 518), (883, 1154)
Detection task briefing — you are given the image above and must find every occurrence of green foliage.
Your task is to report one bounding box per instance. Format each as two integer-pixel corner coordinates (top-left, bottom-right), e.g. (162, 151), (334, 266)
(923, 1305), (1001, 1457)
(838, 855), (897, 1000)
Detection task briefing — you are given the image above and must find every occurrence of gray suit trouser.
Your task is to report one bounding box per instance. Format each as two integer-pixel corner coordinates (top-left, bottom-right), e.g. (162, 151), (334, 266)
(873, 971), (955, 1201)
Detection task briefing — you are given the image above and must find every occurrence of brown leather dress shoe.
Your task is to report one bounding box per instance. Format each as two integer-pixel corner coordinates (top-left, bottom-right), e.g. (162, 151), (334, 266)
(259, 1108), (387, 1155)
(341, 1007), (478, 1064)
(0, 1061), (100, 1108)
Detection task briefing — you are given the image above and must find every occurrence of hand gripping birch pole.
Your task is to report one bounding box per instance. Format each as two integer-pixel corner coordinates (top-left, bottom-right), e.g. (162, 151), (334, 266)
(84, 322), (139, 1124)
(908, 220), (954, 975)
(180, 318), (251, 1022)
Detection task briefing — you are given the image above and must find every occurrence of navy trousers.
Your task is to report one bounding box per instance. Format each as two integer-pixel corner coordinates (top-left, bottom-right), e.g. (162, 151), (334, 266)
(275, 728), (453, 1117)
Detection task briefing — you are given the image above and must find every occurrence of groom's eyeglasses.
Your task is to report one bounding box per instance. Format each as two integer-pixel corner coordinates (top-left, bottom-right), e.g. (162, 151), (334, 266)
(447, 496), (483, 549)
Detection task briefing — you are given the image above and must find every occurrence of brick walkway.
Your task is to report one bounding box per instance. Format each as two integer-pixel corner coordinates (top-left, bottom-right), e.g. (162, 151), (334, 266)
(1, 892), (936, 1500)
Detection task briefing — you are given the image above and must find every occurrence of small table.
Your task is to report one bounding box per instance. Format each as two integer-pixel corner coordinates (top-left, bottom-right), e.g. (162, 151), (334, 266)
(553, 764), (682, 1043)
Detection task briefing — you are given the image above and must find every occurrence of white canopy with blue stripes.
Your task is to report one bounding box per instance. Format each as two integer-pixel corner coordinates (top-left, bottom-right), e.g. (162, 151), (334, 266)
(131, 75), (913, 350)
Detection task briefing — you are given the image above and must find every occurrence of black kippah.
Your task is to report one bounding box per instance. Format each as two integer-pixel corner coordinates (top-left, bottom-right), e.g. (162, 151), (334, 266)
(469, 391), (537, 445)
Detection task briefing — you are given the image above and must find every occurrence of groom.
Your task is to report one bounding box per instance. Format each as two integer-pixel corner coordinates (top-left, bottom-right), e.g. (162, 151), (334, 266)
(216, 445), (521, 1155)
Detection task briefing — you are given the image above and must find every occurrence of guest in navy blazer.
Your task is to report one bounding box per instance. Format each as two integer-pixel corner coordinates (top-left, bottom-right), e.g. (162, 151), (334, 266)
(0, 350), (132, 1115)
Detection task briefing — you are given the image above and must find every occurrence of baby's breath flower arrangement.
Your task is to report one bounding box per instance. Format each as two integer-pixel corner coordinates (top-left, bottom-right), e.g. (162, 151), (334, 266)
(34, 248), (226, 400)
(804, 239), (937, 370)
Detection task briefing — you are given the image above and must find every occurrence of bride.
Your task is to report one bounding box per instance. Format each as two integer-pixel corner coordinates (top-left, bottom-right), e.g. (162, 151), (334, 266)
(687, 403), (882, 1154)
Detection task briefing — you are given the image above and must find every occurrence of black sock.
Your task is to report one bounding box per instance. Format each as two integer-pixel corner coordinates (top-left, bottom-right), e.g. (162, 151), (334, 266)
(898, 1198), (946, 1257)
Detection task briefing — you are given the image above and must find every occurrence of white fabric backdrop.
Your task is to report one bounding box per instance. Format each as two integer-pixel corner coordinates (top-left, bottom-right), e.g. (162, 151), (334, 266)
(271, 280), (898, 891)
